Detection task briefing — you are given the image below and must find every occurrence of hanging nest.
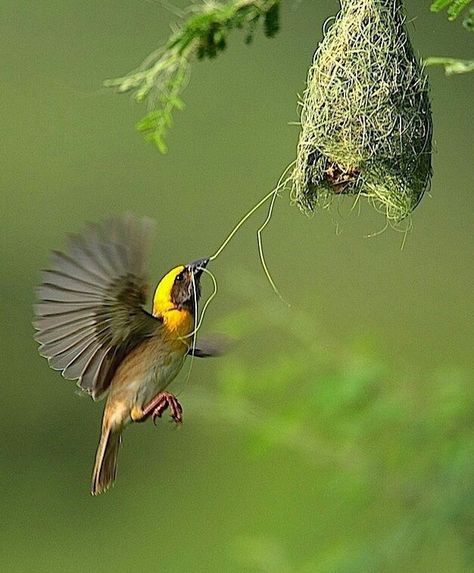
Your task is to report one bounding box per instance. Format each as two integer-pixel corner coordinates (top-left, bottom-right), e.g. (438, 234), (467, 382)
(291, 0), (432, 223)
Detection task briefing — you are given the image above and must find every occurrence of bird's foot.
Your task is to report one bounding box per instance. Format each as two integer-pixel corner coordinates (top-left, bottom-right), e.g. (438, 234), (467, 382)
(142, 392), (183, 425)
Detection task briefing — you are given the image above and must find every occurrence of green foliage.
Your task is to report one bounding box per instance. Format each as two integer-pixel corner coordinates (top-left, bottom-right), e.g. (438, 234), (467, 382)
(428, 2), (473, 74)
(105, 0), (281, 151)
(466, 7), (474, 28)
(193, 285), (474, 570)
(430, 0), (473, 22)
(425, 56), (474, 74)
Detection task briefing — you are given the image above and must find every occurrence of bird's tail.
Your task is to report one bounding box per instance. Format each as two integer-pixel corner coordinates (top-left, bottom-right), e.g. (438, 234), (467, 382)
(91, 424), (122, 496)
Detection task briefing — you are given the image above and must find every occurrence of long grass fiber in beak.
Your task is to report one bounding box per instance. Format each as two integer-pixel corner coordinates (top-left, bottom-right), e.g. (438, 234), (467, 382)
(186, 258), (208, 277)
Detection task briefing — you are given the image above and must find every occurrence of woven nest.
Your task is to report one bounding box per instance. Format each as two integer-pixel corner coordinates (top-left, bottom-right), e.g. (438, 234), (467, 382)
(291, 0), (432, 223)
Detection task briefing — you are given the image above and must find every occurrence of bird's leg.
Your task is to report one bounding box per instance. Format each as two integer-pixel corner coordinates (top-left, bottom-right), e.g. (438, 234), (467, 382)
(142, 391), (183, 425)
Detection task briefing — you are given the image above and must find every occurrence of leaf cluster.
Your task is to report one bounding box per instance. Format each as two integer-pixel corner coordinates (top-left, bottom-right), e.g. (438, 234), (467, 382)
(191, 0), (280, 59)
(427, 1), (473, 74)
(105, 0), (281, 151)
(430, 0), (473, 25)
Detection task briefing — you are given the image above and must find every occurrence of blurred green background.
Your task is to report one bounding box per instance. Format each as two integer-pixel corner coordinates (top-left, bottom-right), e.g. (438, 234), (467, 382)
(1, 1), (473, 571)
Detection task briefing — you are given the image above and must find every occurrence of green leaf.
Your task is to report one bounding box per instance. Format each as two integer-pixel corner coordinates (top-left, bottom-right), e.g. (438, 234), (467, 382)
(464, 8), (474, 29)
(169, 96), (185, 111)
(431, 0), (457, 13)
(430, 0), (473, 20)
(425, 57), (474, 74)
(154, 136), (168, 154)
(105, 0), (282, 151)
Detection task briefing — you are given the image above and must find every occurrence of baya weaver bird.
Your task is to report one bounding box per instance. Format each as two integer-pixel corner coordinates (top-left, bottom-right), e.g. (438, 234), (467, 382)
(34, 214), (214, 495)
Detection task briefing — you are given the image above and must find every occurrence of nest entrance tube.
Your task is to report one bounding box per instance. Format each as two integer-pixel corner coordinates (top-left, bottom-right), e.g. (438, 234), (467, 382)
(291, 0), (432, 224)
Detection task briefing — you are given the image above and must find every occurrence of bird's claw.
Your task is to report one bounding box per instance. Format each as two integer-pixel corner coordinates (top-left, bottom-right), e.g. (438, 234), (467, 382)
(143, 392), (183, 425)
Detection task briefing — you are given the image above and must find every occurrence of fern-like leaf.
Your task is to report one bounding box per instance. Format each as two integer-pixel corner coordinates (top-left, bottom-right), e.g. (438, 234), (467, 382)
(105, 0), (281, 152)
(431, 0), (473, 21)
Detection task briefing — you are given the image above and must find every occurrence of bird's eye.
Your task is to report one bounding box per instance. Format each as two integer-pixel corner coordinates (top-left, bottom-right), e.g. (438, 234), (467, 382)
(175, 272), (184, 283)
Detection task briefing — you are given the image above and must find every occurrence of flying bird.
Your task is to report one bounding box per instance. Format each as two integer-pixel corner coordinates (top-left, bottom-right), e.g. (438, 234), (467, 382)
(34, 214), (212, 495)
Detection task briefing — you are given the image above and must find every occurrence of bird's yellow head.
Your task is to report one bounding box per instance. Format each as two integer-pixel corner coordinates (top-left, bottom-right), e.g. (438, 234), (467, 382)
(152, 258), (208, 319)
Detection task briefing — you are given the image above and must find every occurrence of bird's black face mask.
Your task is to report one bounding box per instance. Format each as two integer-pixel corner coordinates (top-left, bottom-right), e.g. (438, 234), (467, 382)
(170, 258), (208, 312)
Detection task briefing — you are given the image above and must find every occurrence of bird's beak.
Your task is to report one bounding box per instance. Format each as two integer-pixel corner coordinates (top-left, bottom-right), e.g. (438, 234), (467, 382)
(186, 258), (209, 278)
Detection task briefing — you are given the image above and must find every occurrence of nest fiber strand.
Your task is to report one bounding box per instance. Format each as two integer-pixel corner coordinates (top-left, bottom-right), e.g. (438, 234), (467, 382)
(292, 0), (432, 223)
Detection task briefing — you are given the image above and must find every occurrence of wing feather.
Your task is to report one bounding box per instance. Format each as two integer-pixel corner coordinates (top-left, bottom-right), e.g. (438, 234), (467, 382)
(49, 251), (109, 287)
(79, 345), (111, 391)
(34, 308), (96, 330)
(62, 342), (104, 379)
(34, 214), (160, 399)
(41, 270), (105, 295)
(34, 315), (99, 342)
(34, 301), (98, 318)
(48, 336), (101, 371)
(39, 323), (108, 357)
(37, 320), (99, 348)
(66, 236), (113, 281)
(36, 284), (104, 304)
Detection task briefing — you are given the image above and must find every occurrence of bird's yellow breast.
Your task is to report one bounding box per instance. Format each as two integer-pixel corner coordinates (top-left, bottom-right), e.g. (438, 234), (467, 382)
(162, 308), (194, 343)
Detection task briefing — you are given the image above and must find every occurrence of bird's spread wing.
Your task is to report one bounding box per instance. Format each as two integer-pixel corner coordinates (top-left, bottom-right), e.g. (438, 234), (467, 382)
(188, 334), (232, 358)
(34, 214), (160, 400)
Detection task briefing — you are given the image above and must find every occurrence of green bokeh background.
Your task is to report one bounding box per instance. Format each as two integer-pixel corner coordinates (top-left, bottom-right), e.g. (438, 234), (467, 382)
(1, 1), (473, 571)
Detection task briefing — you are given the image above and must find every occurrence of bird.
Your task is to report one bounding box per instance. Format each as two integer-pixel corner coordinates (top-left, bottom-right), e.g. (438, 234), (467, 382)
(33, 214), (213, 495)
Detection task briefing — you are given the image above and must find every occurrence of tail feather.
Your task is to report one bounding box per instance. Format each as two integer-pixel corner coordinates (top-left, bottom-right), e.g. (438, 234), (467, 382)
(91, 427), (122, 496)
